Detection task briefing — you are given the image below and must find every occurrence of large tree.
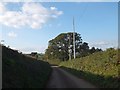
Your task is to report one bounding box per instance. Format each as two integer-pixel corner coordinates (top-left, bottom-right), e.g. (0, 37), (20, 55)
(45, 32), (90, 61)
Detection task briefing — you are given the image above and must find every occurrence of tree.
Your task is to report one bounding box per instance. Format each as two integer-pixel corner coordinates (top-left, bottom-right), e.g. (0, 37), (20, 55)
(45, 32), (84, 61)
(89, 47), (96, 54)
(89, 47), (102, 54)
(45, 32), (103, 61)
(78, 42), (89, 57)
(95, 48), (102, 52)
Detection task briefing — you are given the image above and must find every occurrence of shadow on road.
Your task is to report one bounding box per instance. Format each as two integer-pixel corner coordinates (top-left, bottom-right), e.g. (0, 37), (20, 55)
(59, 66), (119, 88)
(46, 66), (98, 88)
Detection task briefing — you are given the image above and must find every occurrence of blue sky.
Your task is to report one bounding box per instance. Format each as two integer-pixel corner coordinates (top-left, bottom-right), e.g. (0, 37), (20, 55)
(0, 2), (118, 53)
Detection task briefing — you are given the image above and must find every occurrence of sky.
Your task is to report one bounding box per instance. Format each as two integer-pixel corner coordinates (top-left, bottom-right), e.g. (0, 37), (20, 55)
(1, 0), (120, 2)
(0, 1), (118, 54)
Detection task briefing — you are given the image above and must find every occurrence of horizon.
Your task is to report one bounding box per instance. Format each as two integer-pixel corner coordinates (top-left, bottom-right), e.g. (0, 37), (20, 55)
(0, 1), (118, 54)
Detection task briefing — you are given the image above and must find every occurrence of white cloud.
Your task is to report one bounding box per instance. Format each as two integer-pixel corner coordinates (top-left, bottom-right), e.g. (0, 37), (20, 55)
(8, 31), (17, 38)
(50, 6), (57, 10)
(0, 3), (6, 14)
(10, 47), (16, 50)
(93, 41), (109, 46)
(89, 40), (118, 50)
(19, 46), (47, 54)
(0, 2), (63, 29)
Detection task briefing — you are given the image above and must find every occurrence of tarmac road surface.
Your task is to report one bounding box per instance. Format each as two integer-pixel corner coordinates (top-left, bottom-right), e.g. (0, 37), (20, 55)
(46, 66), (99, 89)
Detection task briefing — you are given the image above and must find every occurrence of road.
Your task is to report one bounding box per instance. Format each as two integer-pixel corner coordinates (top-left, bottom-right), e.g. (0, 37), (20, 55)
(46, 66), (99, 88)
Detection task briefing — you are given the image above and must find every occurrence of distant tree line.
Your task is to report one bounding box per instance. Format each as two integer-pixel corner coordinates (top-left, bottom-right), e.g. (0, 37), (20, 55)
(44, 32), (102, 61)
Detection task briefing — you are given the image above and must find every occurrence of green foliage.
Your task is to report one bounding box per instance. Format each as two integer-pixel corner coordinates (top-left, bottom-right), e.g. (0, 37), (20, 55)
(46, 59), (61, 65)
(45, 32), (102, 61)
(2, 46), (52, 88)
(37, 53), (45, 60)
(45, 32), (83, 61)
(59, 48), (119, 88)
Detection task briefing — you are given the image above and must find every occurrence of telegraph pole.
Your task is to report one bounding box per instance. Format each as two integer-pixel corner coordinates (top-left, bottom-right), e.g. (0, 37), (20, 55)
(68, 34), (71, 60)
(73, 17), (76, 59)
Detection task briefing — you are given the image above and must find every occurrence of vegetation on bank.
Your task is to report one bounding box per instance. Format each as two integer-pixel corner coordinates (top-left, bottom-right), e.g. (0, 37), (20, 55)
(59, 48), (119, 88)
(2, 45), (52, 88)
(45, 59), (61, 65)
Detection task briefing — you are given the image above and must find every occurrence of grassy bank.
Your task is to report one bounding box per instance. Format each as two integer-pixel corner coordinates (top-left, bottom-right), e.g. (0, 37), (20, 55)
(2, 45), (52, 88)
(60, 48), (119, 88)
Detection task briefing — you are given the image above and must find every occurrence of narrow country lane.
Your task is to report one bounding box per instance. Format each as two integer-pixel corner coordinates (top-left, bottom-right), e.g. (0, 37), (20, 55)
(46, 66), (99, 89)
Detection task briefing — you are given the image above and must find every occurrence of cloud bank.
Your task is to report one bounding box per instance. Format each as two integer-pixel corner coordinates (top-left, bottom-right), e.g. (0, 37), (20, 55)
(0, 2), (63, 29)
(19, 46), (47, 54)
(89, 40), (118, 50)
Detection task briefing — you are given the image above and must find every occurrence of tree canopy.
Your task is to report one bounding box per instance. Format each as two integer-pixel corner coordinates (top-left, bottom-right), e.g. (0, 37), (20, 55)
(44, 32), (102, 61)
